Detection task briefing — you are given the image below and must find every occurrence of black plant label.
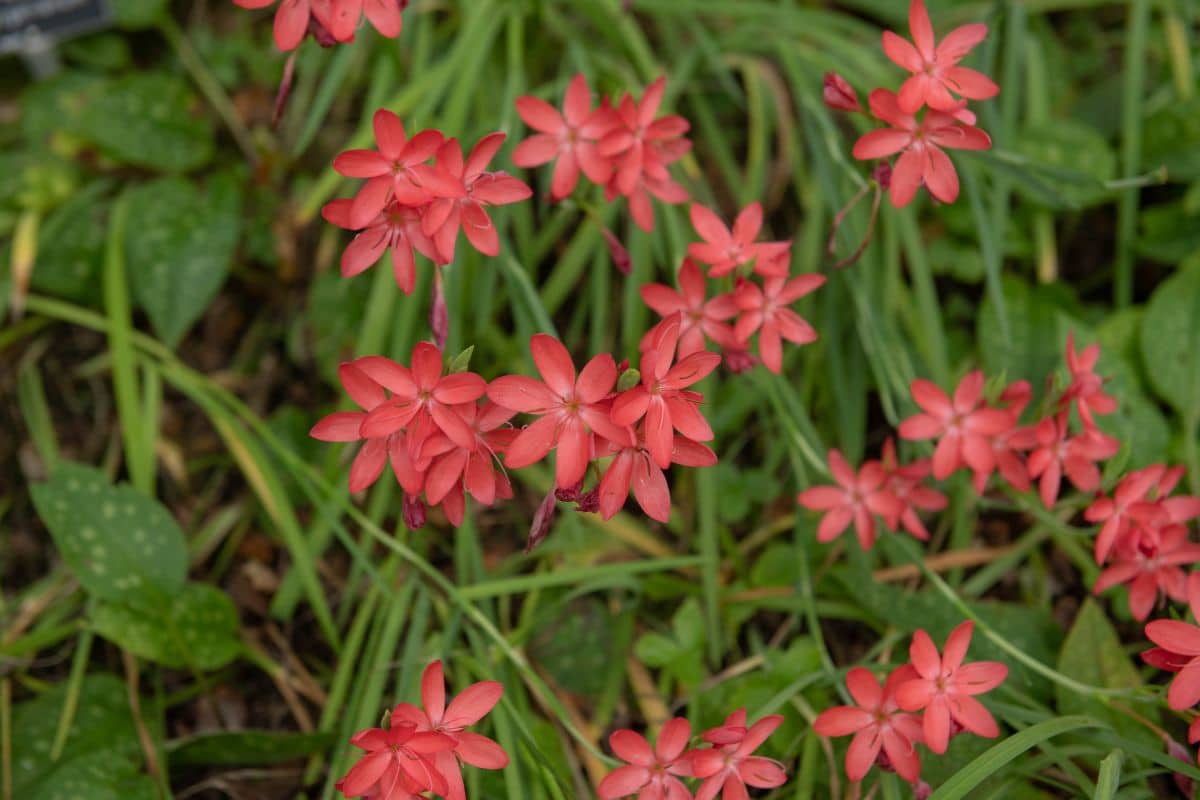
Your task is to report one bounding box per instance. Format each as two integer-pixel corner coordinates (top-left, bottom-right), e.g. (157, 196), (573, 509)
(0, 0), (110, 54)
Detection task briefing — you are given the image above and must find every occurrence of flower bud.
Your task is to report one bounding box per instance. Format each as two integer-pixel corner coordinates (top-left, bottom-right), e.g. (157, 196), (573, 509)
(602, 227), (632, 275)
(823, 72), (861, 113)
(526, 489), (557, 552)
(402, 493), (427, 530)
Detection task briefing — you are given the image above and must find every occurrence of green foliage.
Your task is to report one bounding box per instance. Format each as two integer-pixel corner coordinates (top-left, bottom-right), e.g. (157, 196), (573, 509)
(29, 462), (188, 607)
(1013, 121), (1116, 210)
(91, 583), (241, 670)
(1056, 600), (1155, 748)
(167, 730), (336, 766)
(1141, 259), (1200, 420)
(634, 599), (707, 688)
(11, 675), (154, 800)
(124, 173), (243, 346)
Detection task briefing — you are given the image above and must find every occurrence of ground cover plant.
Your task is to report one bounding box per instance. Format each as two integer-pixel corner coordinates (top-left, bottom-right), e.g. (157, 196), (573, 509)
(2, 0), (1200, 797)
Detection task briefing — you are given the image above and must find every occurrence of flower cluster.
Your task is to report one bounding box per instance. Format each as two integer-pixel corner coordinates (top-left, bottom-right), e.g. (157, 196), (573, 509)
(797, 333), (1200, 623)
(311, 329), (719, 528)
(596, 709), (787, 800)
(234, 0), (406, 51)
(337, 660), (507, 799)
(640, 211), (825, 374)
(797, 439), (946, 551)
(513, 74), (691, 232)
(323, 111), (532, 293)
(815, 621), (1007, 789)
(1143, 574), (1200, 765)
(825, 0), (997, 207)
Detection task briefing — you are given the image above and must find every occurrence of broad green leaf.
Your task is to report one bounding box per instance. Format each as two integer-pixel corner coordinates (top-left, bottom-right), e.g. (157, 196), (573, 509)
(11, 674), (147, 798)
(124, 174), (242, 346)
(1140, 261), (1200, 419)
(978, 276), (1078, 399)
(1056, 599), (1156, 748)
(527, 598), (617, 696)
(83, 74), (214, 171)
(30, 180), (114, 301)
(1143, 98), (1200, 182)
(92, 583), (241, 670)
(29, 461), (187, 605)
(20, 71), (106, 148)
(1012, 121), (1116, 210)
(167, 730), (335, 766)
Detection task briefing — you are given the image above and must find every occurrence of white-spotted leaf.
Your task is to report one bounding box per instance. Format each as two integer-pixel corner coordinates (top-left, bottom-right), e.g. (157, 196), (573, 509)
(30, 461), (187, 605)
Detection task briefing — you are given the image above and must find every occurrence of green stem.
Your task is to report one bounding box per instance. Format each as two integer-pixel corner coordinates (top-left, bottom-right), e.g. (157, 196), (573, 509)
(1114, 0), (1149, 308)
(158, 18), (259, 164)
(50, 629), (94, 761)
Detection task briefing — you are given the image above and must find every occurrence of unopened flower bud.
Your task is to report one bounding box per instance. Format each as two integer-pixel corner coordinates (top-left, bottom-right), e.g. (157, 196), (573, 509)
(617, 368), (642, 392)
(723, 348), (758, 375)
(823, 72), (861, 113)
(602, 227), (632, 275)
(403, 493), (427, 530)
(430, 277), (449, 349)
(527, 489), (557, 552)
(307, 16), (338, 47)
(1168, 738), (1195, 797)
(872, 162), (893, 190)
(912, 780), (933, 800)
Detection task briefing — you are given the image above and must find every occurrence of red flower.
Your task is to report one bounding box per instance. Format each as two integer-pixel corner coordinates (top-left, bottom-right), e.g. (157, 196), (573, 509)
(897, 371), (1013, 481)
(690, 710), (787, 800)
(420, 401), (517, 515)
(611, 315), (721, 469)
(596, 424), (717, 523)
(882, 0), (998, 114)
(488, 334), (631, 489)
(1024, 413), (1120, 508)
(880, 439), (946, 541)
(341, 0), (405, 40)
(513, 74), (615, 200)
(813, 666), (924, 783)
(310, 361), (424, 494)
(639, 258), (738, 357)
(1062, 332), (1118, 427)
(596, 78), (692, 232)
(895, 621), (1008, 754)
(597, 718), (694, 799)
(823, 72), (861, 113)
(687, 203), (787, 278)
(599, 77), (691, 198)
(1093, 523), (1200, 621)
(234, 0), (330, 51)
(852, 89), (992, 207)
(335, 721), (456, 799)
(332, 110), (450, 228)
(321, 199), (440, 294)
(1086, 464), (1167, 565)
(1144, 575), (1200, 711)
(423, 134), (533, 263)
(732, 272), (824, 374)
(969, 380), (1033, 494)
(358, 343), (488, 456)
(797, 449), (904, 550)
(389, 660), (508, 800)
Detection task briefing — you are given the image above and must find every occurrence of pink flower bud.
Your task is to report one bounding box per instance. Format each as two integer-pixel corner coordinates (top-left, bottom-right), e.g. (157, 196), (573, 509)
(403, 494), (427, 530)
(307, 16), (338, 47)
(723, 348), (759, 375)
(823, 72), (861, 113)
(430, 276), (449, 349)
(527, 489), (557, 552)
(602, 228), (632, 275)
(872, 162), (893, 190)
(1168, 738), (1195, 798)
